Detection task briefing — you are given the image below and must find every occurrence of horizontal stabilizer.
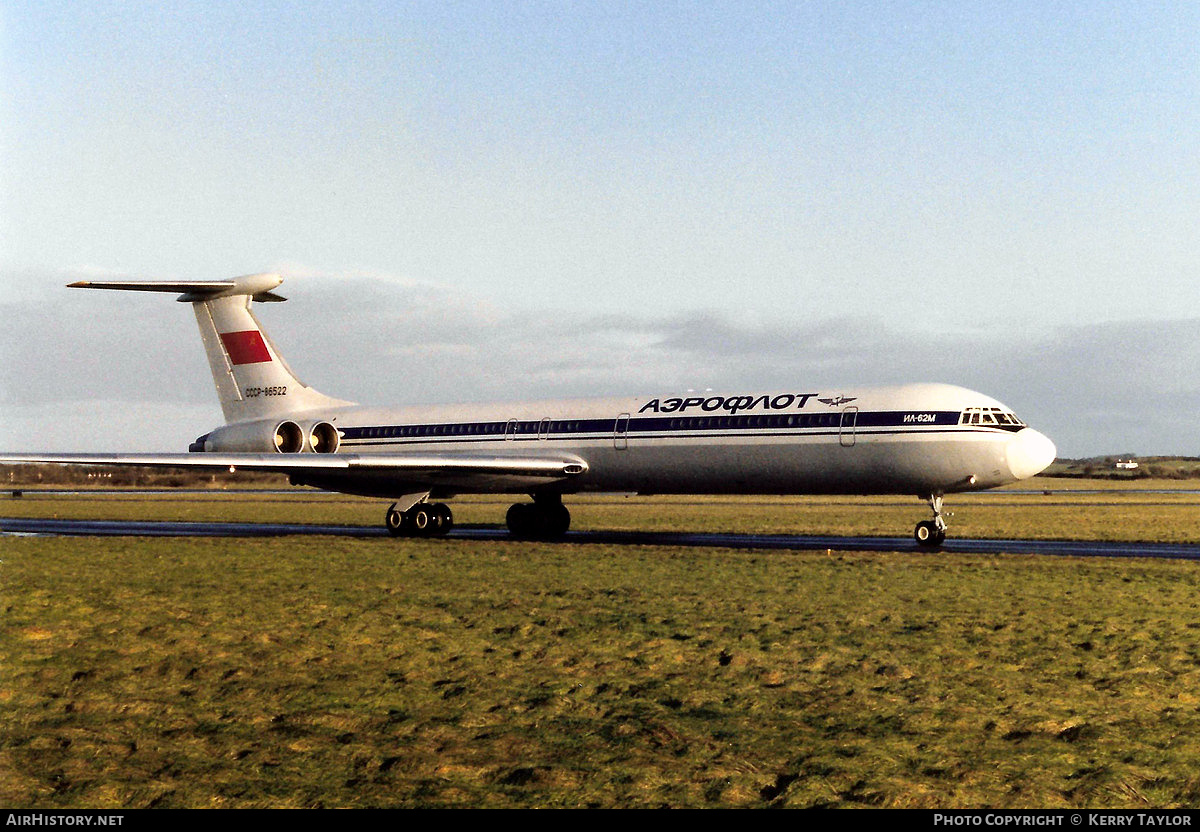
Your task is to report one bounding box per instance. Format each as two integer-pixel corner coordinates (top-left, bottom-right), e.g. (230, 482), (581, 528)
(68, 273), (287, 303)
(68, 280), (236, 293)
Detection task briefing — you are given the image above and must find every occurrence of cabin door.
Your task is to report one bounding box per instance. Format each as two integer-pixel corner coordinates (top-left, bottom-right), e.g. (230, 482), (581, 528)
(839, 407), (858, 447)
(614, 413), (630, 450)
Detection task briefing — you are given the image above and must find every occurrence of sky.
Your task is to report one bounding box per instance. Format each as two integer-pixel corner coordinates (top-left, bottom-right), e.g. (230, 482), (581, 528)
(2, 1), (1199, 457)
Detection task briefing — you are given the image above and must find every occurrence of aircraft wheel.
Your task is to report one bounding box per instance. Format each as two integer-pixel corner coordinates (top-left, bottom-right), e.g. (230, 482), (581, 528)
(506, 503), (534, 538)
(542, 503), (571, 538)
(914, 521), (945, 548)
(385, 504), (406, 537)
(506, 502), (570, 539)
(409, 504), (436, 536)
(430, 502), (453, 536)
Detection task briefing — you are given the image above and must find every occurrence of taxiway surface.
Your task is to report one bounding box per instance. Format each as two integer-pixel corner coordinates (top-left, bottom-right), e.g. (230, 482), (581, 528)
(3, 516), (1198, 560)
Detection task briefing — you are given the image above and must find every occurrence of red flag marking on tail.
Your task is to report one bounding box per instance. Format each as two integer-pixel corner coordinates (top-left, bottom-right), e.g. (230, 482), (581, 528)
(219, 331), (272, 365)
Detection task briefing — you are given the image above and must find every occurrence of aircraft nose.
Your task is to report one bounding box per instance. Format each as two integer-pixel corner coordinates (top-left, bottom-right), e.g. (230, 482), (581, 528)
(1006, 428), (1057, 480)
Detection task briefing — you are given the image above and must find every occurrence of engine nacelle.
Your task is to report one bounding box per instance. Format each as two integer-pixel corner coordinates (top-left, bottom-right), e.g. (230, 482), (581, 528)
(193, 418), (342, 453)
(196, 419), (305, 453)
(309, 421), (340, 454)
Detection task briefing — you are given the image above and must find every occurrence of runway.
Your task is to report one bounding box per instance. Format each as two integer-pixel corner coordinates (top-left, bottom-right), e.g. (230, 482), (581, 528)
(4, 515), (1199, 560)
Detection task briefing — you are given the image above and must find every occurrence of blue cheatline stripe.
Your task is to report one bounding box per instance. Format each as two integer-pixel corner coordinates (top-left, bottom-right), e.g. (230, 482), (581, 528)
(337, 410), (1020, 447)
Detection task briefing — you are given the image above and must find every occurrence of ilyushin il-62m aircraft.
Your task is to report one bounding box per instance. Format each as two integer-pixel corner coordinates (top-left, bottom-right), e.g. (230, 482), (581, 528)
(4, 273), (1057, 547)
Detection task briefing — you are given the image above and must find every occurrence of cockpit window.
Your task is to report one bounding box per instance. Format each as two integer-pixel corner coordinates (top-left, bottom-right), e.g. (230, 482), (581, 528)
(960, 407), (1025, 429)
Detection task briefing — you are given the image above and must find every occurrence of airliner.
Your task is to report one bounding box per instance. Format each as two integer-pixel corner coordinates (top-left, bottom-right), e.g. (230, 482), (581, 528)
(2, 273), (1057, 546)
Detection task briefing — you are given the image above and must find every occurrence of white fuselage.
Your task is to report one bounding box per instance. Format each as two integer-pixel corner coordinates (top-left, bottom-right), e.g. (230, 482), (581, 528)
(236, 382), (1055, 499)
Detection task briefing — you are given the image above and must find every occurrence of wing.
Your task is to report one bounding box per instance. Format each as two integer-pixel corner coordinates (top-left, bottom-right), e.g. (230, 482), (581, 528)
(0, 452), (588, 494)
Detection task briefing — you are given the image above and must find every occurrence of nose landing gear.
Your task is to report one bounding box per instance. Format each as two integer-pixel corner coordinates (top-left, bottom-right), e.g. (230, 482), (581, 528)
(914, 492), (948, 548)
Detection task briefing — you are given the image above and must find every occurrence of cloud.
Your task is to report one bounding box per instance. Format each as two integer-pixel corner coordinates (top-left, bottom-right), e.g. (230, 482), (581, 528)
(2, 268), (1197, 456)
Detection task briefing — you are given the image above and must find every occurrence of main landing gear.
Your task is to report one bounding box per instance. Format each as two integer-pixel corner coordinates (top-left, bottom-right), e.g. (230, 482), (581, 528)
(382, 495), (571, 540)
(386, 501), (453, 537)
(506, 494), (571, 540)
(914, 492), (948, 548)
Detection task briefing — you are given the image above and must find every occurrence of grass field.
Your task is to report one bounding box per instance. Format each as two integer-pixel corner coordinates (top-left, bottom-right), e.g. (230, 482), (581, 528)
(5, 483), (1200, 808)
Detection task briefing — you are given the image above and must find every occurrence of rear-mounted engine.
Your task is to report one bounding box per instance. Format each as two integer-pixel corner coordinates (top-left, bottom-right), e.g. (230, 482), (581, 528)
(274, 421), (304, 453)
(309, 421), (339, 453)
(195, 418), (340, 453)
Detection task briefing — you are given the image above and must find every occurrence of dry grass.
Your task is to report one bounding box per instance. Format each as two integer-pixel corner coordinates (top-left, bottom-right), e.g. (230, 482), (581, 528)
(5, 509), (1200, 808)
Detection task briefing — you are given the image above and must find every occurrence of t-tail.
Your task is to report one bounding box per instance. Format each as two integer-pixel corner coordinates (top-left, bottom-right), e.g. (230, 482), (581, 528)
(68, 273), (353, 426)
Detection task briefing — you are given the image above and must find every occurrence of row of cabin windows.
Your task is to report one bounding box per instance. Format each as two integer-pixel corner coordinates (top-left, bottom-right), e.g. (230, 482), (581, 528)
(357, 421), (591, 439)
(665, 414), (844, 430)
(353, 413), (856, 440)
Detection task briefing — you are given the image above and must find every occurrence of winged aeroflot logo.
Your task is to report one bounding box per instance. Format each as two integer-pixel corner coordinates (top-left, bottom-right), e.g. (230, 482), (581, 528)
(817, 395), (857, 407)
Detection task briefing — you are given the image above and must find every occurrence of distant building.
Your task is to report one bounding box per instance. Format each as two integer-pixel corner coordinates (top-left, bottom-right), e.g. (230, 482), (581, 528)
(1115, 459), (1139, 470)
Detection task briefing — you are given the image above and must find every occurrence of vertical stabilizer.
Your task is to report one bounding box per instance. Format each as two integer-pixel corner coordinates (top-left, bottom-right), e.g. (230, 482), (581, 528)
(68, 273), (353, 423)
